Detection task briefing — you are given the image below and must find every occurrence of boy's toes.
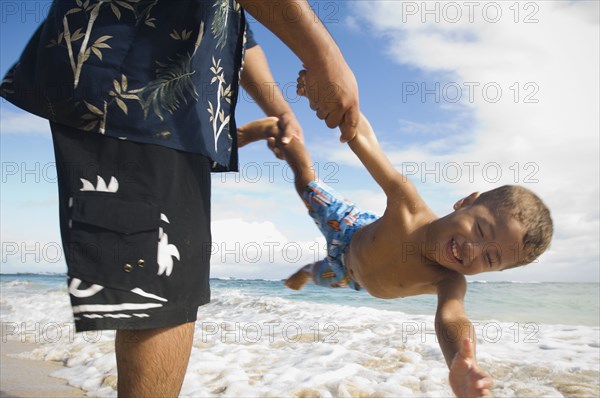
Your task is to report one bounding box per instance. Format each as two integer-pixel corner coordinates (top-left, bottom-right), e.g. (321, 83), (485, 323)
(267, 137), (285, 160)
(237, 129), (249, 148)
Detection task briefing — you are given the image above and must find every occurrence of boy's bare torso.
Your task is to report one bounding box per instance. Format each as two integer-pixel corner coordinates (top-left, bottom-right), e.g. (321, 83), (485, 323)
(345, 196), (455, 299)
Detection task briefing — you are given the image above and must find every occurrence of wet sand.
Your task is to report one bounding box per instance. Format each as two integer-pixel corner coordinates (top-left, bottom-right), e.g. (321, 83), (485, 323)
(0, 340), (86, 397)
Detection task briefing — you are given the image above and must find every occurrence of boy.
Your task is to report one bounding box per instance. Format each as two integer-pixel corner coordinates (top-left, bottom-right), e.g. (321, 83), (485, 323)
(237, 112), (552, 397)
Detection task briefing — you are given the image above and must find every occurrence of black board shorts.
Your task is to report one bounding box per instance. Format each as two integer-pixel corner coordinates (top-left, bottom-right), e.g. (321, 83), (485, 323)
(50, 122), (212, 332)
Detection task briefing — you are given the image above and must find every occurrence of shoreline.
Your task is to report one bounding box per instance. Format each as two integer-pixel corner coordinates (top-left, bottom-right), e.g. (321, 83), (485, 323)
(0, 340), (86, 398)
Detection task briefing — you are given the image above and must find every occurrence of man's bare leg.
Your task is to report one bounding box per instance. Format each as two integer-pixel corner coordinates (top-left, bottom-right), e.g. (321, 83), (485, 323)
(116, 322), (195, 397)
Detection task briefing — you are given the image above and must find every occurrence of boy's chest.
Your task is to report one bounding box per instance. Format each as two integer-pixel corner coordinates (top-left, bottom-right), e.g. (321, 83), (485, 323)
(347, 222), (443, 298)
(357, 253), (443, 298)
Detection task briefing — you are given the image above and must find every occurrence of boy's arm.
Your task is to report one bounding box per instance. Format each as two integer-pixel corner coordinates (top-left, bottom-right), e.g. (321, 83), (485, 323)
(347, 113), (420, 202)
(436, 275), (493, 397)
(241, 45), (303, 146)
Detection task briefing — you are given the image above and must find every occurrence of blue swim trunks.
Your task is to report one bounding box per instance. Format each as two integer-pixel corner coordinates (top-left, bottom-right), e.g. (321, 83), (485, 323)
(302, 181), (379, 290)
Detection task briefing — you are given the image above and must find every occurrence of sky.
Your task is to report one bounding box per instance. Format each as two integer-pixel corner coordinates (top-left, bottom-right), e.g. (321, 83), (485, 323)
(1, 0), (599, 282)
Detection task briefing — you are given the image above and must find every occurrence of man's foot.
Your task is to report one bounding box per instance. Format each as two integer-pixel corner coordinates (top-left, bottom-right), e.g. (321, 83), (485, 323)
(237, 117), (280, 147)
(284, 267), (312, 290)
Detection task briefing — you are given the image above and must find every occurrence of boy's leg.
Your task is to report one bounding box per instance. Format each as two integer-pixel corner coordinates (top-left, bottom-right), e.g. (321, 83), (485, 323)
(284, 263), (314, 290)
(240, 119), (353, 291)
(238, 117), (316, 195)
(285, 259), (352, 290)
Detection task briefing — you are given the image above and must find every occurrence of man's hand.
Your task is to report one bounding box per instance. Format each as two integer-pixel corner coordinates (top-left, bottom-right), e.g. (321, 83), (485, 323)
(449, 339), (493, 398)
(239, 1), (359, 141)
(297, 67), (359, 143)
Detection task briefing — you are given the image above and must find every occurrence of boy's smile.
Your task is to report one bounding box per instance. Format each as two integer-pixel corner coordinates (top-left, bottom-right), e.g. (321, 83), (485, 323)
(425, 194), (527, 275)
(448, 238), (463, 264)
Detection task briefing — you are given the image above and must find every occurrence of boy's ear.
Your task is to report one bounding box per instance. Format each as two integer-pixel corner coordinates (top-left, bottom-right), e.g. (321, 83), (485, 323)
(453, 192), (480, 210)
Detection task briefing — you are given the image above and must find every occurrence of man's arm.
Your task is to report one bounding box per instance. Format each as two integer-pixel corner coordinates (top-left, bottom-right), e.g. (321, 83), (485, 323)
(436, 275), (493, 397)
(241, 44), (303, 148)
(237, 0), (359, 141)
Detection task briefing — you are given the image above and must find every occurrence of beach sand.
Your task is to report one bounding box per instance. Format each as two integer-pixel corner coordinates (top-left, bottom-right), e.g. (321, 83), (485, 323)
(0, 340), (86, 398)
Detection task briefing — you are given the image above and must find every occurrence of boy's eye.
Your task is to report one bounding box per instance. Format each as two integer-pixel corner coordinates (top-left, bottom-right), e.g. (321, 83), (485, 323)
(477, 222), (484, 237)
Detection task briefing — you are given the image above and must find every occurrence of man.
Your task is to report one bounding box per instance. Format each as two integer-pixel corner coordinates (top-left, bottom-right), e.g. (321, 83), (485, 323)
(0, 1), (359, 396)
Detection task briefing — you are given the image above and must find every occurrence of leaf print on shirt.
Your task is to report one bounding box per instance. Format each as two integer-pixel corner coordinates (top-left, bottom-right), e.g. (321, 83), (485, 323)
(133, 0), (159, 27)
(108, 0), (136, 20)
(170, 29), (193, 41)
(80, 74), (143, 130)
(109, 74), (144, 115)
(207, 57), (232, 152)
(80, 22), (205, 130)
(81, 100), (108, 133)
(212, 0), (230, 49)
(59, 0), (140, 88)
(88, 35), (113, 61)
(64, 1), (103, 88)
(139, 54), (199, 121)
(47, 23), (112, 62)
(138, 26), (205, 121)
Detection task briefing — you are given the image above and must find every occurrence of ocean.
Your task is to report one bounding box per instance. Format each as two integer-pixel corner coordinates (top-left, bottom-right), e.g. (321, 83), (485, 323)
(1, 274), (598, 397)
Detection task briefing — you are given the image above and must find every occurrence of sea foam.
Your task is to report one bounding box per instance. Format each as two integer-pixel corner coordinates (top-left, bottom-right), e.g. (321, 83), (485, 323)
(1, 277), (598, 397)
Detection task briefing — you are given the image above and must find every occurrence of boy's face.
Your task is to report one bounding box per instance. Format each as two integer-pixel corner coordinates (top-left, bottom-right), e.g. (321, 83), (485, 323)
(427, 192), (526, 275)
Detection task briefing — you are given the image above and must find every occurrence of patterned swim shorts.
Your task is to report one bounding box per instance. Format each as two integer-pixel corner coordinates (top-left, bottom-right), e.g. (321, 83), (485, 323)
(302, 181), (378, 290)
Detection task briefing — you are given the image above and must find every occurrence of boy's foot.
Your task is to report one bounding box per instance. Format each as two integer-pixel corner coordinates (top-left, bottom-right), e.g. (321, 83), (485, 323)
(284, 268), (312, 290)
(237, 117), (280, 147)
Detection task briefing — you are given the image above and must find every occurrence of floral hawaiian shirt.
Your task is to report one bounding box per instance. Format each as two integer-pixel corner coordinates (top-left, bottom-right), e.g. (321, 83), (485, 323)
(0, 0), (256, 171)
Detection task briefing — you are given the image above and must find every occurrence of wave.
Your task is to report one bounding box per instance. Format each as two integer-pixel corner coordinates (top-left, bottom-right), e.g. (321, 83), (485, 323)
(0, 272), (66, 278)
(2, 280), (33, 287)
(9, 287), (600, 398)
(211, 277), (283, 282)
(468, 280), (547, 284)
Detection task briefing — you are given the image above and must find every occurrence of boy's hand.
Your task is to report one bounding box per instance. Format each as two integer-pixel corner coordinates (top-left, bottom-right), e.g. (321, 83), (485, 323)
(449, 339), (493, 398)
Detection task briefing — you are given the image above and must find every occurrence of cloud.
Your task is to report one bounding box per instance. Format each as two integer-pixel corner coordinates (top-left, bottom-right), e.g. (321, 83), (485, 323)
(354, 1), (599, 182)
(0, 109), (50, 135)
(210, 218), (325, 280)
(352, 1), (599, 281)
(0, 237), (66, 275)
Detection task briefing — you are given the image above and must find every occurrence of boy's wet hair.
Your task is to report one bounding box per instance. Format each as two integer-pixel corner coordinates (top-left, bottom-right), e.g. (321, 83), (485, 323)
(475, 185), (553, 268)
